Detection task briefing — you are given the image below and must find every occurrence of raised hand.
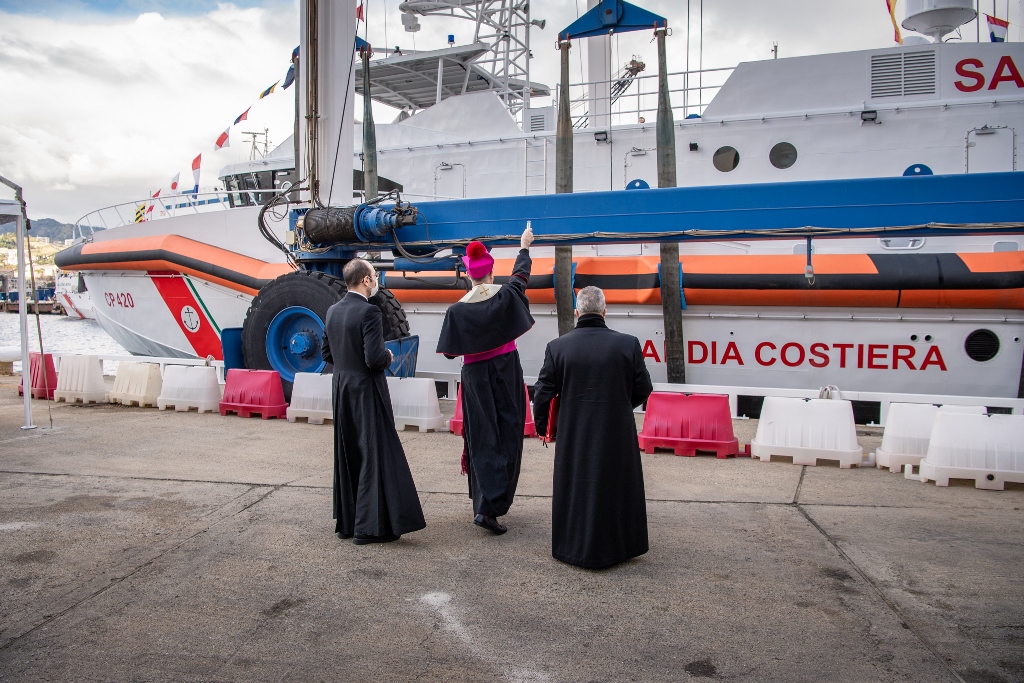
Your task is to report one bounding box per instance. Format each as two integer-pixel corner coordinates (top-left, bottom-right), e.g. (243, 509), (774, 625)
(521, 225), (534, 250)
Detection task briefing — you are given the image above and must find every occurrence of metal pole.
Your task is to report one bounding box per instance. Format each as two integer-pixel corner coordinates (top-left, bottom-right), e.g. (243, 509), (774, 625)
(554, 39), (575, 336)
(16, 212), (34, 428)
(656, 27), (685, 384)
(362, 46), (379, 201)
(293, 49), (301, 198)
(0, 174), (34, 428)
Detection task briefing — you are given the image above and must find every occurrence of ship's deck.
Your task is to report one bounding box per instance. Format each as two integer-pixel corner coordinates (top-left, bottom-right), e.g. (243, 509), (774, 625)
(1, 375), (1021, 682)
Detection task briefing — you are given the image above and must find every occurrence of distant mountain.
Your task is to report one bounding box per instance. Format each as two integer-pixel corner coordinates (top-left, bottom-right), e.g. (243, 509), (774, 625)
(0, 217), (103, 242)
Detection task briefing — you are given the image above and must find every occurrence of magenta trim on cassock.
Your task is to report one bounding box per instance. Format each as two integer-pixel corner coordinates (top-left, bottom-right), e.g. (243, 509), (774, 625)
(463, 340), (517, 364)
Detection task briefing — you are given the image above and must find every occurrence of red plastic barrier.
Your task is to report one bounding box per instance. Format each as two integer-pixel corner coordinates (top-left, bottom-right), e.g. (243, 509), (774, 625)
(219, 369), (288, 419)
(449, 383), (536, 437)
(450, 386), (465, 435)
(638, 393), (740, 458)
(18, 352), (57, 400)
(523, 384), (537, 438)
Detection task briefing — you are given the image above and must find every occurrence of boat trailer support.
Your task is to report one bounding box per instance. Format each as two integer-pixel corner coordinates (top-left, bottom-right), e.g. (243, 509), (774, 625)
(353, 171), (1024, 249)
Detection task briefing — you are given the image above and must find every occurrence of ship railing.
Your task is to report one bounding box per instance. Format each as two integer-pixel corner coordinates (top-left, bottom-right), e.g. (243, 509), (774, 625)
(71, 189), (295, 238)
(555, 66), (734, 129)
(72, 188), (472, 240)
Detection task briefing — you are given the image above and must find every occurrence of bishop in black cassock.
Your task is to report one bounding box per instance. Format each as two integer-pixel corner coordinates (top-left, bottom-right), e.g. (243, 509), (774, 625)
(436, 227), (535, 534)
(321, 259), (425, 545)
(533, 286), (653, 569)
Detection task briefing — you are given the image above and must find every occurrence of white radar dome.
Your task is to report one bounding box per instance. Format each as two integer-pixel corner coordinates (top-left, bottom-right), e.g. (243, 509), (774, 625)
(902, 0), (977, 41)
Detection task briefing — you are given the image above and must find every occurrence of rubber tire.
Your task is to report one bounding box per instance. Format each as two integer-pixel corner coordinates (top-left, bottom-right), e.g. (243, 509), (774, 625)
(242, 270), (346, 399)
(369, 287), (411, 341)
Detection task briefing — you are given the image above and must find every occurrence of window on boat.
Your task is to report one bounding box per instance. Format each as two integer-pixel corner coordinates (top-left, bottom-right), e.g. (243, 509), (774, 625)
(769, 142), (797, 170)
(713, 146), (740, 172)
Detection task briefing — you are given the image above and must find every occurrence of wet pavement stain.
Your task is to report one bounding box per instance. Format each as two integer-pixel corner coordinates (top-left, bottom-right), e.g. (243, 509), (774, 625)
(684, 659), (717, 678)
(11, 550), (56, 565)
(263, 597), (306, 617)
(821, 567), (854, 582)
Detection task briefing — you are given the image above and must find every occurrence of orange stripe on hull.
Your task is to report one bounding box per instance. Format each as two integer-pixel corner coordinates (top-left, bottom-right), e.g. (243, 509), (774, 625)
(66, 235), (292, 295)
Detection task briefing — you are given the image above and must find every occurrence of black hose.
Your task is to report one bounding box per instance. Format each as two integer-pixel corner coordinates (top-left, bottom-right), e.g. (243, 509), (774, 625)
(258, 196), (296, 267)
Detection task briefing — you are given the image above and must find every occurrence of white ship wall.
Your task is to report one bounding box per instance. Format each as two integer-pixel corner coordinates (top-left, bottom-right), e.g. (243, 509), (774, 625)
(367, 43), (1022, 200)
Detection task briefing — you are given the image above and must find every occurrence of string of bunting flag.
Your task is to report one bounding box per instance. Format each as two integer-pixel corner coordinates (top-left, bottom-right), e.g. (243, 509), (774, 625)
(141, 2), (369, 222)
(138, 46), (299, 222)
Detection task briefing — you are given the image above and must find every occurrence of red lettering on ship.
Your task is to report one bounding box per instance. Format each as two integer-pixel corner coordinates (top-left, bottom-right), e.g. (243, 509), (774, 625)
(755, 342), (777, 366)
(688, 341), (707, 364)
(643, 339), (948, 372)
(809, 343), (829, 368)
(834, 343), (854, 368)
(955, 56), (1023, 92)
(720, 341), (743, 365)
(919, 345), (947, 371)
(990, 55), (1024, 89)
(955, 58), (986, 92)
(780, 342), (805, 367)
(892, 345), (916, 370)
(103, 292), (135, 308)
(867, 344), (888, 369)
(642, 339), (662, 363)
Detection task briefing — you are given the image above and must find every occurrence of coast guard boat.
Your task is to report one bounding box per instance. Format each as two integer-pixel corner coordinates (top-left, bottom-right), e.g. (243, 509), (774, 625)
(56, 0), (1024, 400)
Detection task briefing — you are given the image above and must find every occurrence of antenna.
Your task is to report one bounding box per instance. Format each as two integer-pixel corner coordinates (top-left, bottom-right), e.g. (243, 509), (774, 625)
(242, 128), (272, 160)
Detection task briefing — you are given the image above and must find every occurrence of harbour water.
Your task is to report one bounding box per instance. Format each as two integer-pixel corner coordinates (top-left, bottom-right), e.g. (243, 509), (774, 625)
(0, 313), (127, 373)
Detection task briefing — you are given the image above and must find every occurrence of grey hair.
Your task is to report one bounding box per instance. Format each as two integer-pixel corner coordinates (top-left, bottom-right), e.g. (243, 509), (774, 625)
(576, 286), (606, 316)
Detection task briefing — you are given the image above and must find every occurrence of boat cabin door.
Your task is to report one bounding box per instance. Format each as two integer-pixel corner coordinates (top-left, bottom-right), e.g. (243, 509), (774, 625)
(966, 127), (1015, 173)
(434, 162), (466, 199)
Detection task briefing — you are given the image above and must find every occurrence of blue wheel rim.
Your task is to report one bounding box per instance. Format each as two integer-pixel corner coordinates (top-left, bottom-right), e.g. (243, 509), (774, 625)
(265, 306), (327, 383)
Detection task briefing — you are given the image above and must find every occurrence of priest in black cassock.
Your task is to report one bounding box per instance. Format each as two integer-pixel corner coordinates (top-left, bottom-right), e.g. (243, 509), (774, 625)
(321, 258), (426, 545)
(436, 226), (535, 535)
(533, 286), (654, 569)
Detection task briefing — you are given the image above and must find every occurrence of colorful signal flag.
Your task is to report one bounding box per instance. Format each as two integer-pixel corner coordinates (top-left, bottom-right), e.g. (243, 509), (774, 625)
(886, 0), (903, 44)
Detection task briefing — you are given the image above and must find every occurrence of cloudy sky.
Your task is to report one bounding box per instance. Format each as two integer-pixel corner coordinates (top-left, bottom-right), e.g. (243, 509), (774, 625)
(0, 0), (1018, 223)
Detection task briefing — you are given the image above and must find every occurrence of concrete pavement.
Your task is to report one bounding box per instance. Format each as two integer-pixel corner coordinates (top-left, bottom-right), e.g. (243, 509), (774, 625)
(1, 376), (1022, 682)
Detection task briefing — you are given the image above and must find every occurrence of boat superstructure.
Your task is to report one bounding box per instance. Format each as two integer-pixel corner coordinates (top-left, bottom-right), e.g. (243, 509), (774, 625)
(57, 0), (1024, 400)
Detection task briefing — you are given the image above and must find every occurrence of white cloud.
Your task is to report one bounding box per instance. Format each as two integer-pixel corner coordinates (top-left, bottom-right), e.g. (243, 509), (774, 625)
(0, 1), (298, 221)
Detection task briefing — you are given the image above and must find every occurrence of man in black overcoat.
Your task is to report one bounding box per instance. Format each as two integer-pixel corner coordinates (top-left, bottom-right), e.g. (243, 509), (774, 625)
(321, 258), (425, 545)
(436, 226), (535, 535)
(533, 286), (654, 569)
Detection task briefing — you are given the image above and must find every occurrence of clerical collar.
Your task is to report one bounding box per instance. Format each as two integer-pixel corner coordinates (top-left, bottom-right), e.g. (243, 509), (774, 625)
(576, 314), (607, 328)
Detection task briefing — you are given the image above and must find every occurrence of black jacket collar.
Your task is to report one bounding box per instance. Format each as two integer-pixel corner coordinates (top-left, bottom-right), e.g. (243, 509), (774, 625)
(575, 314), (607, 329)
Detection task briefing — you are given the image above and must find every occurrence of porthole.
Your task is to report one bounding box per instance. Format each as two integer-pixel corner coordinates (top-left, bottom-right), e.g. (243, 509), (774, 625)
(713, 146), (740, 172)
(965, 329), (1000, 362)
(769, 142), (797, 169)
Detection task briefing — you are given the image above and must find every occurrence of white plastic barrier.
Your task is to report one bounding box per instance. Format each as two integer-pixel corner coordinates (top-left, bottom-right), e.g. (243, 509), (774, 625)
(750, 397), (863, 468)
(157, 365), (221, 413)
(913, 412), (1024, 490)
(53, 355), (108, 404)
(109, 362), (163, 408)
(0, 346), (17, 374)
(387, 377), (446, 432)
(876, 404), (986, 474)
(287, 372), (333, 424)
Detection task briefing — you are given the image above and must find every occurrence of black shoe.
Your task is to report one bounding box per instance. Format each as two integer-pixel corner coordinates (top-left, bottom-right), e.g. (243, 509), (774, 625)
(474, 514), (507, 535)
(336, 532), (353, 540)
(352, 533), (400, 545)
